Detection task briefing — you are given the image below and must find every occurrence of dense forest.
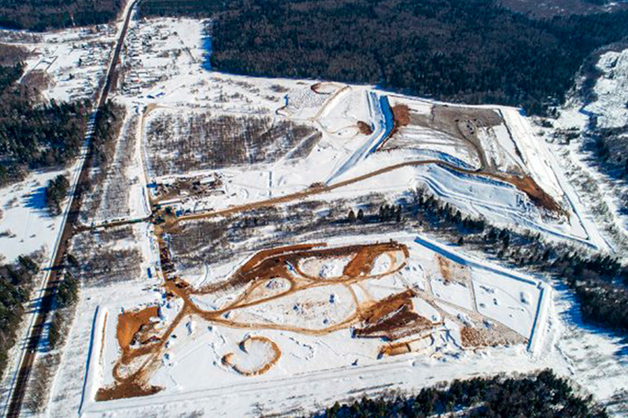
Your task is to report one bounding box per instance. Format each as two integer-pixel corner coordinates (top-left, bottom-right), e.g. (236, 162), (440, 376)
(140, 0), (628, 115)
(2, 0), (627, 115)
(0, 48), (90, 187)
(0, 0), (124, 31)
(312, 370), (606, 417)
(499, 0), (625, 18)
(0, 256), (39, 377)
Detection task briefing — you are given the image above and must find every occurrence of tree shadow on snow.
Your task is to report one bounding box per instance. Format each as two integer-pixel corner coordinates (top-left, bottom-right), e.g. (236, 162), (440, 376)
(23, 185), (50, 216)
(555, 281), (628, 362)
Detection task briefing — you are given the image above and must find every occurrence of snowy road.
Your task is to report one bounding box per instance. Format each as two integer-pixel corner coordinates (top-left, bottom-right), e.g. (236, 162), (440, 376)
(325, 92), (394, 185)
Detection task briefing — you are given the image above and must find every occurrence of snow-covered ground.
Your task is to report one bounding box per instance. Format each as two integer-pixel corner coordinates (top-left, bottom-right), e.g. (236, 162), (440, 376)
(108, 18), (608, 252)
(45, 228), (628, 418)
(61, 231), (552, 418)
(531, 46), (628, 254)
(5, 15), (628, 418)
(0, 168), (75, 263)
(585, 49), (628, 129)
(0, 24), (116, 103)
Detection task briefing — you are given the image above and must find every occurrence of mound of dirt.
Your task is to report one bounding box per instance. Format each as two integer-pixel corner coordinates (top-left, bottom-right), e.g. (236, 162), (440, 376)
(357, 121), (373, 135)
(355, 290), (436, 341)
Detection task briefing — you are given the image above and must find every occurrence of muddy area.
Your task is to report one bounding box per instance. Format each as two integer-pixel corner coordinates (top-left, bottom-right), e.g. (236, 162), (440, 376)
(116, 306), (160, 352)
(221, 336), (281, 376)
(391, 104), (411, 127)
(354, 290), (437, 341)
(153, 175), (223, 203)
(460, 325), (523, 348)
(379, 103), (562, 213)
(502, 174), (562, 213)
(96, 306), (162, 401)
(97, 234), (532, 400)
(411, 105), (502, 172)
(379, 334), (433, 357)
(380, 104), (410, 149)
(95, 380), (161, 402)
(98, 241), (413, 400)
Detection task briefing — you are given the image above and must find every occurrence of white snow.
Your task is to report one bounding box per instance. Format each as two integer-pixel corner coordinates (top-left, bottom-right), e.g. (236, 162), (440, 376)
(0, 167), (77, 263)
(2, 13), (626, 418)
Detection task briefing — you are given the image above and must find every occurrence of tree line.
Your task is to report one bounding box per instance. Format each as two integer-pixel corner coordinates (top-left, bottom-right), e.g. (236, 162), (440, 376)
(0, 0), (125, 31)
(403, 188), (628, 334)
(313, 370), (607, 418)
(140, 0), (628, 116)
(336, 187), (628, 334)
(45, 174), (70, 216)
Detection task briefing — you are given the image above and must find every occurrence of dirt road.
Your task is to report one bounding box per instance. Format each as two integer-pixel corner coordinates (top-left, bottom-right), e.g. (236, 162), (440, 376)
(4, 1), (139, 416)
(178, 157), (560, 225)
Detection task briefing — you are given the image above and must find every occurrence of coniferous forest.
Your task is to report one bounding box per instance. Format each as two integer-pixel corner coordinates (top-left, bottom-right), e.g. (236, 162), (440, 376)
(0, 257), (39, 377)
(0, 0), (125, 31)
(140, 0), (628, 115)
(0, 48), (90, 186)
(312, 370), (607, 418)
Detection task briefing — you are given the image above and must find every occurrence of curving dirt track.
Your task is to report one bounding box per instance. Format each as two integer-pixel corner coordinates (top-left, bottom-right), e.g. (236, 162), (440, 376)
(96, 241), (424, 400)
(176, 156), (560, 226)
(221, 336), (281, 376)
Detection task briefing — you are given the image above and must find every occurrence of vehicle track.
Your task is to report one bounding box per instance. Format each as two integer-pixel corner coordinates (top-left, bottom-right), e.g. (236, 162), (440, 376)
(177, 157), (560, 226)
(96, 242), (411, 400)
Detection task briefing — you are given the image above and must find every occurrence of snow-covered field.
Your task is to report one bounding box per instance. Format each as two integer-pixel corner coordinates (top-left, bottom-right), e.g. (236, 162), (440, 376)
(586, 49), (628, 129)
(4, 15), (628, 418)
(0, 168), (73, 263)
(531, 46), (628, 254)
(65, 232), (551, 418)
(110, 19), (608, 252)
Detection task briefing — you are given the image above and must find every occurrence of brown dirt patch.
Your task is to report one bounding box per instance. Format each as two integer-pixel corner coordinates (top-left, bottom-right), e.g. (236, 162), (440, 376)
(437, 256), (453, 284)
(501, 174), (562, 213)
(221, 336), (282, 376)
(116, 306), (159, 353)
(357, 121), (373, 135)
(392, 104), (410, 127)
(379, 341), (412, 357)
(100, 241), (411, 401)
(436, 255), (470, 285)
(95, 380), (161, 402)
(355, 290), (438, 341)
(460, 326), (517, 348)
(379, 334), (433, 357)
(378, 104), (411, 150)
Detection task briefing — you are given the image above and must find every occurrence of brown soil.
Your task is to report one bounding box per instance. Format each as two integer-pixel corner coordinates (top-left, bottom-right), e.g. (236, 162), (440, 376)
(391, 104), (410, 127)
(436, 255), (470, 285)
(355, 290), (439, 341)
(177, 154), (563, 228)
(379, 342), (412, 357)
(311, 82), (343, 94)
(221, 336), (281, 376)
(502, 174), (562, 213)
(460, 326), (514, 348)
(98, 241), (411, 400)
(379, 104), (411, 150)
(379, 334), (433, 357)
(437, 256), (452, 284)
(95, 306), (162, 401)
(95, 380), (161, 402)
(357, 121), (373, 135)
(116, 306), (160, 352)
